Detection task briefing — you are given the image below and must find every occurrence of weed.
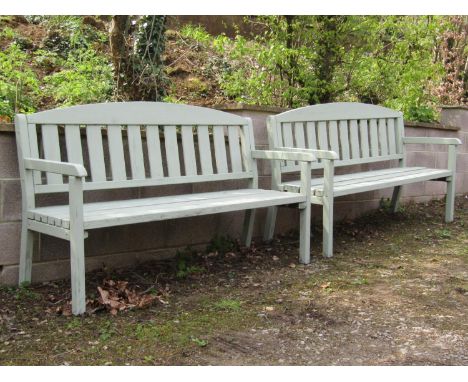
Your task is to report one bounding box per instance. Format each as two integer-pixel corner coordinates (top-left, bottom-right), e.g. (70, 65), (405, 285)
(13, 282), (40, 300)
(190, 336), (208, 347)
(175, 247), (205, 278)
(206, 234), (237, 255)
(351, 277), (369, 286)
(436, 229), (451, 239)
(66, 317), (82, 330)
(98, 320), (115, 341)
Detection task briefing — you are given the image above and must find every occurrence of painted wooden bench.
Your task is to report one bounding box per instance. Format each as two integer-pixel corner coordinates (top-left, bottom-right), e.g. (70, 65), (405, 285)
(264, 102), (461, 262)
(15, 102), (318, 315)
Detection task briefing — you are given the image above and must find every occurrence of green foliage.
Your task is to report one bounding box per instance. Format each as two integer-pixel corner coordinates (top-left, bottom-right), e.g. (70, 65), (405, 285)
(44, 48), (113, 105)
(0, 43), (39, 118)
(184, 16), (450, 122)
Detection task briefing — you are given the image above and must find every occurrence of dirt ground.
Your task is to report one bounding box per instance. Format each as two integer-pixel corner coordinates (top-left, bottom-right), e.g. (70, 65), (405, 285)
(1, 196), (467, 365)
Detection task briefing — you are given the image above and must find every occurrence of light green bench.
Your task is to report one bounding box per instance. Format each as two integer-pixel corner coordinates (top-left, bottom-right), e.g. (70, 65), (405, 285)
(265, 102), (461, 261)
(15, 102), (317, 314)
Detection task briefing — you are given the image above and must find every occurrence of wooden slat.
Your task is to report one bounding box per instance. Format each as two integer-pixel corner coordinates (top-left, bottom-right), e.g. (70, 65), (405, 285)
(127, 125), (145, 179)
(349, 120), (360, 159)
(228, 126), (243, 172)
(164, 125), (180, 177)
(240, 125), (254, 174)
(42, 124), (63, 184)
(86, 125), (106, 182)
(181, 125), (198, 176)
(28, 124), (42, 184)
(378, 118), (389, 156)
(387, 118), (397, 155)
(213, 125), (228, 174)
(305, 122), (317, 150)
(293, 122), (306, 148)
(282, 122), (295, 167)
(107, 125), (127, 181)
(65, 125), (84, 165)
(196, 125), (213, 175)
(317, 121), (328, 151)
(338, 120), (350, 160)
(146, 125), (164, 178)
(369, 119), (379, 157)
(328, 121), (339, 157)
(35, 172), (255, 194)
(359, 119), (370, 158)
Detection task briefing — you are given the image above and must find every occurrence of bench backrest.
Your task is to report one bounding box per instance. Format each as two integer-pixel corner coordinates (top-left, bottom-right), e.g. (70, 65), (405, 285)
(15, 102), (257, 195)
(268, 102), (405, 172)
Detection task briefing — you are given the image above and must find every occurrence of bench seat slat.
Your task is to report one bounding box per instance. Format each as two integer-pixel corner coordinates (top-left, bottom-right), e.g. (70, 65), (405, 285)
(282, 167), (451, 197)
(28, 189), (305, 230)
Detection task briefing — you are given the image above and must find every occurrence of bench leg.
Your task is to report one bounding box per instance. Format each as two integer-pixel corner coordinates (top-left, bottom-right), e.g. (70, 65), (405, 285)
(391, 185), (402, 213)
(322, 195), (334, 258)
(445, 178), (455, 223)
(19, 221), (34, 284)
(69, 176), (86, 315)
(322, 160), (334, 258)
(299, 203), (311, 264)
(263, 206), (277, 241)
(241, 209), (256, 247)
(70, 229), (86, 315)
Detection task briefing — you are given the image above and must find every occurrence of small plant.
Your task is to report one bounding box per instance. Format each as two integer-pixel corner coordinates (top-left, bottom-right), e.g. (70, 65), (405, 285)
(190, 336), (208, 347)
(379, 197), (392, 212)
(66, 317), (82, 330)
(98, 320), (115, 341)
(175, 247), (205, 279)
(13, 282), (40, 300)
(206, 234), (237, 255)
(351, 277), (369, 286)
(436, 229), (452, 239)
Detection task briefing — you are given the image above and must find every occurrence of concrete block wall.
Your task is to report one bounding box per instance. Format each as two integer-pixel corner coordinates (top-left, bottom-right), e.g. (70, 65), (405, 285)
(0, 105), (467, 284)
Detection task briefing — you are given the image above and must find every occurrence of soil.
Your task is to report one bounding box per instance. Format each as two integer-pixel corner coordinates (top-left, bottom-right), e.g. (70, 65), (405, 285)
(0, 196), (467, 365)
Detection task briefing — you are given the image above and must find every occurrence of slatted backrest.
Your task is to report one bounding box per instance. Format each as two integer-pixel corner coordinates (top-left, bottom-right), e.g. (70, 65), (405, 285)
(268, 102), (405, 173)
(16, 102), (256, 194)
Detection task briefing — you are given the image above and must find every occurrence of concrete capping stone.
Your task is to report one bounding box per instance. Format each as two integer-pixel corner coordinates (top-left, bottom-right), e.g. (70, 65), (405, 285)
(215, 103), (289, 114)
(404, 121), (459, 131)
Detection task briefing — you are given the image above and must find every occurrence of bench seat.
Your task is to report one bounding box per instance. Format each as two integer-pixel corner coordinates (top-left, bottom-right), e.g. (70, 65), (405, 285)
(28, 189), (305, 230)
(281, 167), (452, 197)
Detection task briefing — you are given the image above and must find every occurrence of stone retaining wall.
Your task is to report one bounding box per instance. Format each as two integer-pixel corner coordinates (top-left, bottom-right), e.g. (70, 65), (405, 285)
(0, 105), (466, 284)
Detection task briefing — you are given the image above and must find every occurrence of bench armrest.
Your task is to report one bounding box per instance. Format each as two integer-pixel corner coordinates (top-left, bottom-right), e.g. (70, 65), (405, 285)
(275, 147), (339, 160)
(402, 137), (462, 146)
(24, 158), (87, 177)
(251, 149), (317, 162)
